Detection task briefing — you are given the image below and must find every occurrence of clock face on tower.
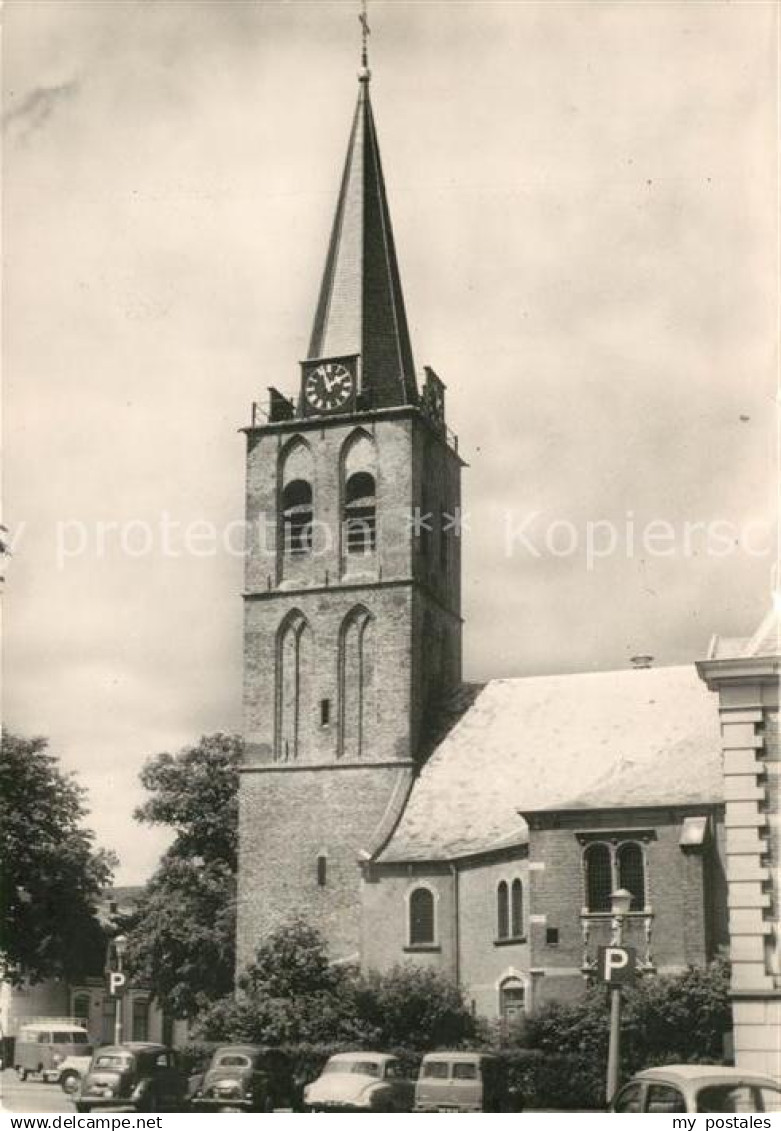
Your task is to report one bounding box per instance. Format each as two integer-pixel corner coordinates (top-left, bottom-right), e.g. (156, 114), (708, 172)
(304, 361), (355, 414)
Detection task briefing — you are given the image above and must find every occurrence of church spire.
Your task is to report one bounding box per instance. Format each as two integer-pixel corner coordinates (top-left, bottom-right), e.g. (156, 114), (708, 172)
(307, 13), (417, 409)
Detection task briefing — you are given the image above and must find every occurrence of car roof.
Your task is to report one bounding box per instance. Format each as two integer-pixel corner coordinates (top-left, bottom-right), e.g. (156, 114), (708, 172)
(633, 1065), (780, 1087)
(21, 1025), (87, 1033)
(95, 1043), (169, 1055)
(422, 1051), (491, 1062)
(214, 1045), (269, 1057)
(327, 1052), (396, 1063)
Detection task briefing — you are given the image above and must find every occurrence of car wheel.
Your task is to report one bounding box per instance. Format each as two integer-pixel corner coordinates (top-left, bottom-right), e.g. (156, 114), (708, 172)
(16, 1067), (27, 1082)
(75, 1104), (91, 1114)
(60, 1072), (81, 1096)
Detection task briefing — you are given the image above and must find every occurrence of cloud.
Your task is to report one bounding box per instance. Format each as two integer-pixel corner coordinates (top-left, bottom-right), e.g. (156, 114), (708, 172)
(3, 79), (80, 141)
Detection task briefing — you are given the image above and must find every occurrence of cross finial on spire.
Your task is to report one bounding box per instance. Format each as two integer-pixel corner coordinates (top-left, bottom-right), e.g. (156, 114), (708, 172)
(358, 0), (371, 82)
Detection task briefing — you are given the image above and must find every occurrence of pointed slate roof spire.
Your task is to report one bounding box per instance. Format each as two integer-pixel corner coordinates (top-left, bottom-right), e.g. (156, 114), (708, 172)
(307, 61), (418, 408)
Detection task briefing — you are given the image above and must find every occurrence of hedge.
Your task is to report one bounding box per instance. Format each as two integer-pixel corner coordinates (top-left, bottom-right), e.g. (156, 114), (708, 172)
(176, 1041), (606, 1110)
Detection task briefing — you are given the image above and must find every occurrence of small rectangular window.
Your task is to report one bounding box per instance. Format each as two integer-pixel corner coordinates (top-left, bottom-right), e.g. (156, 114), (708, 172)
(320, 698), (330, 726)
(317, 855), (327, 887)
(546, 927), (559, 946)
(452, 1063), (478, 1080)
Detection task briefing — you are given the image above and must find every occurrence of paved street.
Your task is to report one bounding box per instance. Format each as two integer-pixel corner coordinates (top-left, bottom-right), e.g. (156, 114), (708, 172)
(1, 1069), (76, 1114)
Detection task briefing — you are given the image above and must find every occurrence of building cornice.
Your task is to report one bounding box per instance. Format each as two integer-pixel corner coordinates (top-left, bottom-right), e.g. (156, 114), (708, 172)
(240, 759), (416, 775)
(241, 403), (467, 465)
(696, 655), (780, 689)
(242, 575), (464, 623)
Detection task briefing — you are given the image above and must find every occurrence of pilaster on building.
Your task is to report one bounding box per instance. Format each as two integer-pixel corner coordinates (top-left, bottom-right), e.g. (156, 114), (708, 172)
(697, 606), (781, 1078)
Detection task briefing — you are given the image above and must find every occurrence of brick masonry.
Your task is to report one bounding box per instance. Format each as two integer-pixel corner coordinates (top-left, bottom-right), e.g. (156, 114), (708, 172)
(362, 803), (728, 1020)
(236, 406), (463, 967)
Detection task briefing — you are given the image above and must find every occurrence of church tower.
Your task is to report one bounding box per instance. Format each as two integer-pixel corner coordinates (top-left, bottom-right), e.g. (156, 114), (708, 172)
(236, 45), (463, 966)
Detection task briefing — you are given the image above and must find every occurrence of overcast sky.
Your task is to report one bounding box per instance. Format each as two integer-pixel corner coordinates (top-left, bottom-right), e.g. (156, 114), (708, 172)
(4, 0), (778, 882)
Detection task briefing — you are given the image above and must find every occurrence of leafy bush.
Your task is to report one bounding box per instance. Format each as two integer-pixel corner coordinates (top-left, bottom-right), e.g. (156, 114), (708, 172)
(197, 919), (476, 1051)
(523, 960), (730, 1075)
(175, 1042), (218, 1077)
(352, 964), (478, 1049)
(514, 960), (731, 1107)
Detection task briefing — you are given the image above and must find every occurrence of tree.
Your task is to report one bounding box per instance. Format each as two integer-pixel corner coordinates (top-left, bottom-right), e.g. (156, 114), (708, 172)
(198, 919), (364, 1045)
(0, 730), (115, 984)
(124, 733), (241, 1019)
(198, 919), (477, 1050)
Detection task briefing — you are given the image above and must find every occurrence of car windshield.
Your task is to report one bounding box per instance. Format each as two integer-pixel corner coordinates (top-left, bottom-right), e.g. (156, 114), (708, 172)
(215, 1055), (251, 1069)
(422, 1062), (449, 1079)
(93, 1053), (133, 1071)
(324, 1060), (381, 1078)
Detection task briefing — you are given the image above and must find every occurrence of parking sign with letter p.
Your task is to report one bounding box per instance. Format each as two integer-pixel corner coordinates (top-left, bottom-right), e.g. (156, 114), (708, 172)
(109, 971), (127, 996)
(597, 945), (637, 986)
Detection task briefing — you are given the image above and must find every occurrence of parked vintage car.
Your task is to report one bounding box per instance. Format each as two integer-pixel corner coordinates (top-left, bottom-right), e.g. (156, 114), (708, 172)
(414, 1051), (520, 1112)
(75, 1042), (190, 1113)
(189, 1044), (302, 1112)
(609, 1066), (781, 1113)
(57, 1054), (93, 1095)
(303, 1052), (416, 1112)
(14, 1023), (92, 1083)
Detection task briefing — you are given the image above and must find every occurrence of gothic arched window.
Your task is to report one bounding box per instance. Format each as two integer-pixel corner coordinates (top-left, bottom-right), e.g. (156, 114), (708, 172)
(282, 479), (313, 556)
(617, 842), (646, 911)
(341, 430), (377, 559)
(344, 472), (376, 554)
(338, 606), (373, 758)
(409, 887), (435, 946)
(511, 878), (524, 938)
(497, 881), (509, 940)
(279, 437), (314, 562)
(584, 842), (612, 913)
(276, 611), (311, 762)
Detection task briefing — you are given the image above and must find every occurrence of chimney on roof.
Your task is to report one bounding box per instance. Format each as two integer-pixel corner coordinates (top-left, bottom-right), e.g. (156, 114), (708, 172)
(630, 655), (654, 669)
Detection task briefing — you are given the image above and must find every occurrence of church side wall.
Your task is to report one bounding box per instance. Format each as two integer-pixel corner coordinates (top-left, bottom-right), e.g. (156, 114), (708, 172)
(360, 865), (456, 978)
(457, 853), (531, 1018)
(526, 807), (726, 1004)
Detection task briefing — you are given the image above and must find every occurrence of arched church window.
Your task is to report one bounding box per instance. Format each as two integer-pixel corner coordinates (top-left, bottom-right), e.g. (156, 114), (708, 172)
(344, 472), (376, 554)
(617, 841), (646, 910)
(282, 479), (313, 556)
(584, 842), (612, 913)
(497, 881), (509, 940)
(511, 878), (524, 938)
(338, 606), (373, 759)
(275, 611), (311, 762)
(409, 887), (435, 946)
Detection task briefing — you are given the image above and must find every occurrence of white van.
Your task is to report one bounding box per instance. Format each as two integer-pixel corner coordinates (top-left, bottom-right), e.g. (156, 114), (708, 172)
(14, 1022), (92, 1082)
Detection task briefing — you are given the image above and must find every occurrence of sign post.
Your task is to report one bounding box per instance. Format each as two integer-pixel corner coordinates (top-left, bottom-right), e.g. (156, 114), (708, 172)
(599, 890), (636, 1105)
(110, 935), (128, 1046)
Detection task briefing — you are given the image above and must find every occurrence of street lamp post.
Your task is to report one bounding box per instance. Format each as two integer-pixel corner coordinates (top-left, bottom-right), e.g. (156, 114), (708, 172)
(112, 935), (127, 1046)
(605, 888), (633, 1105)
